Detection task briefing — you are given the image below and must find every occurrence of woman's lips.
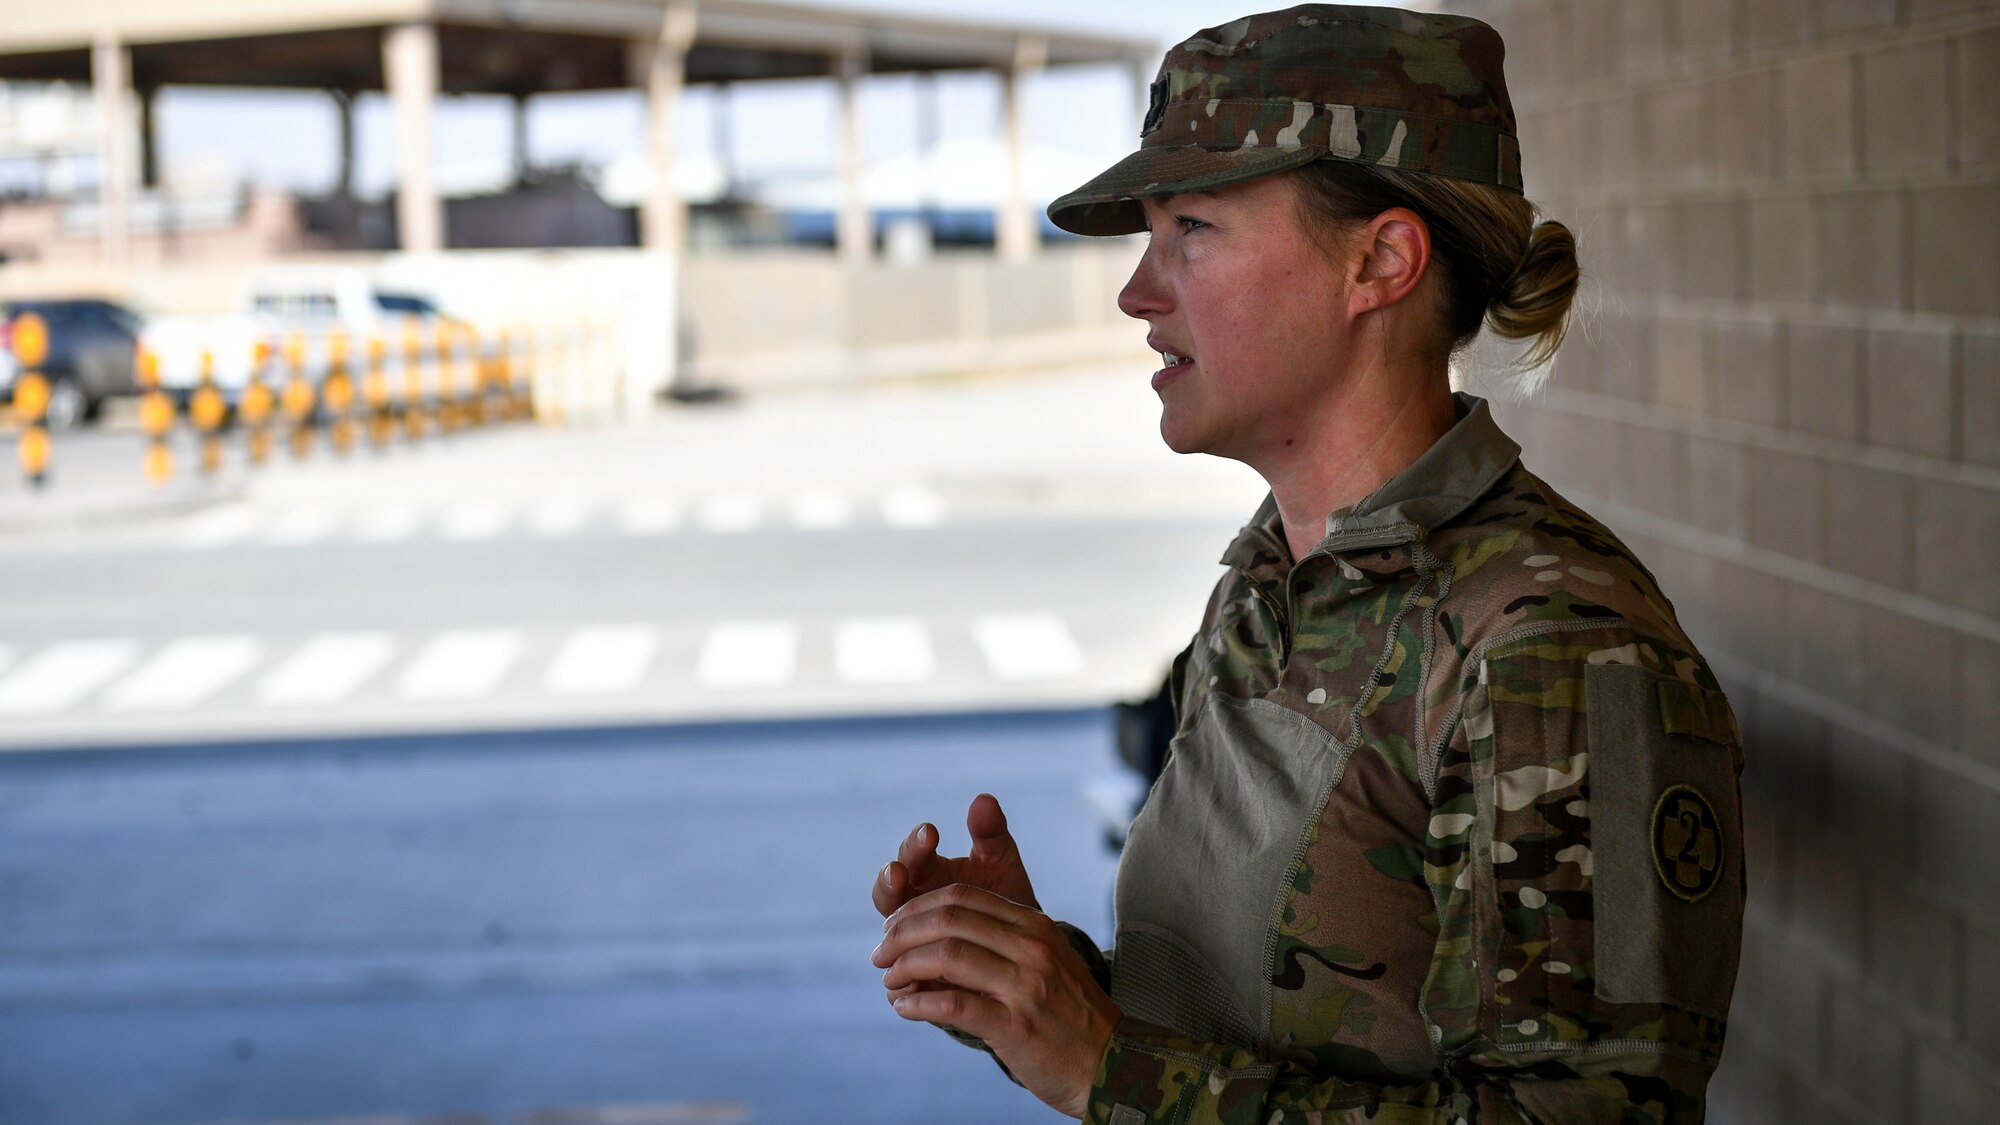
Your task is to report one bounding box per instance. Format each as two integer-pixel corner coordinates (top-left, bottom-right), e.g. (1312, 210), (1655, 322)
(1151, 353), (1194, 391)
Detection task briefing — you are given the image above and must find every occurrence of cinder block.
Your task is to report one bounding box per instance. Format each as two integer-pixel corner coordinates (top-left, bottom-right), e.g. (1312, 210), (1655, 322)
(1912, 185), (2000, 317)
(1746, 445), (1825, 562)
(1710, 318), (1785, 427)
(1623, 202), (1677, 293)
(1555, 0), (1619, 83)
(1706, 1038), (1800, 1125)
(1740, 796), (1792, 919)
(1745, 0), (1812, 51)
(1913, 0), (1994, 18)
(1966, 921), (2000, 1060)
(1711, 70), (1782, 182)
(1965, 634), (2000, 772)
(1861, 40), (1953, 176)
(1860, 600), (1961, 748)
(1821, 0), (1903, 35)
(1785, 323), (1864, 442)
(1686, 433), (1751, 539)
(1742, 923), (1828, 1063)
(1676, 0), (1739, 65)
(1909, 762), (2000, 934)
(1623, 420), (1692, 523)
(1813, 189), (1906, 310)
(1821, 459), (1912, 590)
(1644, 82), (1712, 186)
(1785, 54), (1859, 180)
(1864, 326), (1957, 458)
(1955, 29), (2000, 168)
(1827, 724), (1910, 872)
(1675, 197), (1745, 299)
(1595, 91), (1646, 195)
(1913, 1036), (2000, 1124)
(1578, 302), (1656, 402)
(1748, 193), (1815, 303)
(1913, 478), (2000, 620)
(1865, 879), (1961, 1040)
(1652, 312), (1708, 412)
(1790, 838), (1866, 973)
(1783, 583), (1866, 702)
(1707, 560), (1790, 680)
(1746, 692), (1829, 825)
(1618, 0), (1675, 82)
(1827, 984), (1913, 1121)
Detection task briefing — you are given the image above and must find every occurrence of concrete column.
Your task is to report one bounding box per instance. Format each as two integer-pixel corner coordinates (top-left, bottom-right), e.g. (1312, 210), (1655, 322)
(996, 35), (1047, 264)
(509, 91), (529, 186)
(332, 89), (356, 198)
(138, 85), (158, 189)
(639, 4), (697, 255)
(91, 33), (132, 266)
(383, 22), (443, 254)
(835, 48), (870, 264)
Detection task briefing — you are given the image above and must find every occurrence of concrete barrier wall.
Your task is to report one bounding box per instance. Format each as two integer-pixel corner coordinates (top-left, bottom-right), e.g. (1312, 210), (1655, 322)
(1462, 2), (2000, 1121)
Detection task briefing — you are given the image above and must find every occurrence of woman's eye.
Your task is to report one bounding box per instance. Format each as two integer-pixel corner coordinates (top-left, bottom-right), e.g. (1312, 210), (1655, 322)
(1174, 216), (1209, 232)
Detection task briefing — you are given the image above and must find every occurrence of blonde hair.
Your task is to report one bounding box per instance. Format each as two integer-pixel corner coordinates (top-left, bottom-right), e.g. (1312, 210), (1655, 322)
(1292, 161), (1579, 371)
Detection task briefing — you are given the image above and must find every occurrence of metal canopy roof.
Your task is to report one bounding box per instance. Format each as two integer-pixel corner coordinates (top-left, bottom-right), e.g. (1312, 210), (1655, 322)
(0, 0), (1155, 93)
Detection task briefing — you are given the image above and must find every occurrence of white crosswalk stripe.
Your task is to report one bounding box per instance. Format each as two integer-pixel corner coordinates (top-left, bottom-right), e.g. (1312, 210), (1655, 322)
(0, 639), (143, 716)
(881, 485), (946, 528)
(525, 499), (594, 538)
(697, 620), (799, 689)
(834, 617), (935, 685)
(177, 504), (258, 548)
(0, 643), (14, 678)
(544, 625), (660, 696)
(438, 501), (512, 541)
(616, 499), (681, 536)
(257, 633), (397, 706)
(262, 507), (339, 547)
(104, 635), (263, 712)
(787, 490), (854, 530)
(697, 494), (765, 533)
(352, 507), (425, 543)
(397, 629), (525, 701)
(972, 612), (1087, 681)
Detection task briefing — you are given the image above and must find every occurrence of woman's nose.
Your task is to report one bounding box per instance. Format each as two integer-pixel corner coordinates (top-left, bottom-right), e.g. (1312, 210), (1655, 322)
(1117, 247), (1170, 321)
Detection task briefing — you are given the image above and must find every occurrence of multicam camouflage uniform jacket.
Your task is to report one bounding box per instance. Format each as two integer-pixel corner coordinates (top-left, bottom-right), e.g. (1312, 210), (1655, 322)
(993, 393), (1744, 1124)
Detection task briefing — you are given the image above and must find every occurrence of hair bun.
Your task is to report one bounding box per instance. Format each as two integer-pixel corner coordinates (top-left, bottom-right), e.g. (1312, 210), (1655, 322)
(1486, 220), (1579, 368)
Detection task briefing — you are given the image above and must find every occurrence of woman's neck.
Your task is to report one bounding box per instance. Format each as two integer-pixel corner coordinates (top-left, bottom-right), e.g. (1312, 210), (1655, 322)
(1258, 372), (1459, 565)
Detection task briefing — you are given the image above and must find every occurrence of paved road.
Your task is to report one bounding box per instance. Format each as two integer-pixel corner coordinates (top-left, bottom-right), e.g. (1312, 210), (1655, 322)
(0, 708), (1128, 1125)
(0, 365), (1267, 749)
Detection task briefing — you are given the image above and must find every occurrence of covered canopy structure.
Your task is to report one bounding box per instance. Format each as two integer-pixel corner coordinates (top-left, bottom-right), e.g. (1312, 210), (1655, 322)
(0, 0), (1155, 262)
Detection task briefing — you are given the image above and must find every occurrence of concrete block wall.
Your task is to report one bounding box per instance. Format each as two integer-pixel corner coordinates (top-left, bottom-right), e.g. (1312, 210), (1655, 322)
(1461, 1), (2000, 1120)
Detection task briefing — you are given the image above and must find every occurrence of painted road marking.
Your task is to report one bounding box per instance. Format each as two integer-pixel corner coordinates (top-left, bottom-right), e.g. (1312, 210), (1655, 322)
(696, 620), (799, 689)
(881, 485), (946, 528)
(972, 612), (1087, 681)
(787, 489), (853, 530)
(397, 629), (525, 701)
(833, 616), (935, 685)
(352, 507), (425, 543)
(526, 498), (594, 537)
(696, 494), (765, 533)
(103, 635), (262, 711)
(438, 500), (512, 541)
(544, 625), (660, 696)
(257, 632), (397, 706)
(262, 507), (339, 547)
(177, 504), (258, 548)
(0, 639), (142, 715)
(0, 644), (13, 678)
(617, 499), (681, 536)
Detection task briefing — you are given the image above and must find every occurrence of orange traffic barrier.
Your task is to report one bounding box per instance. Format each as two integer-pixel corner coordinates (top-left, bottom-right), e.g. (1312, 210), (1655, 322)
(191, 347), (227, 475)
(11, 311), (51, 487)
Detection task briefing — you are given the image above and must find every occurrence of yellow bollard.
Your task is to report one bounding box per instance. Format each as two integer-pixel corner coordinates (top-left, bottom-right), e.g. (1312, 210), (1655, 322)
(135, 337), (174, 486)
(402, 316), (428, 442)
(10, 311), (51, 486)
(433, 320), (459, 434)
(191, 347), (227, 475)
(280, 332), (314, 459)
(364, 337), (393, 450)
(325, 330), (356, 455)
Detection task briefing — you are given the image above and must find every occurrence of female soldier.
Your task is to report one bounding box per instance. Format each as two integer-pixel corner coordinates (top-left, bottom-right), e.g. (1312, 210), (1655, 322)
(870, 7), (1745, 1123)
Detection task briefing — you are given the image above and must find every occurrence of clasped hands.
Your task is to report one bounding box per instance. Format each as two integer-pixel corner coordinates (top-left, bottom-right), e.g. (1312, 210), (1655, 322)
(870, 792), (1122, 1120)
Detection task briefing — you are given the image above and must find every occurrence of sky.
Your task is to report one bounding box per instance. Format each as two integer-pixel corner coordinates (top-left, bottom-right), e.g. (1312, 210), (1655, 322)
(4, 1), (1404, 208)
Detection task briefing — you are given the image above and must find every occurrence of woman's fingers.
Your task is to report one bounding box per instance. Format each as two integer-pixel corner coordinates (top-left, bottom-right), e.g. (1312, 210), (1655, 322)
(881, 930), (1020, 994)
(875, 884), (1033, 971)
(889, 987), (1010, 1041)
(871, 859), (908, 917)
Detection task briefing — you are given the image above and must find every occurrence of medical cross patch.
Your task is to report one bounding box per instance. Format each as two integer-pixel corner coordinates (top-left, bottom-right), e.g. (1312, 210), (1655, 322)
(1651, 784), (1723, 903)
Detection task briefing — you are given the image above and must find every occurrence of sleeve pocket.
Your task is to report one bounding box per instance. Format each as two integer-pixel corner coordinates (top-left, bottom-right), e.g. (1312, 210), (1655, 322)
(1586, 663), (1744, 1022)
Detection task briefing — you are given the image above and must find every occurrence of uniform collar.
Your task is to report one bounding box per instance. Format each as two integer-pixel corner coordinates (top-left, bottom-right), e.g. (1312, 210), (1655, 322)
(1220, 392), (1522, 570)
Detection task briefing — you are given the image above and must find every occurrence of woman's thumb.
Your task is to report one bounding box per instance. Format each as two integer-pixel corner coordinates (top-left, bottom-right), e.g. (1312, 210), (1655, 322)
(965, 792), (1015, 855)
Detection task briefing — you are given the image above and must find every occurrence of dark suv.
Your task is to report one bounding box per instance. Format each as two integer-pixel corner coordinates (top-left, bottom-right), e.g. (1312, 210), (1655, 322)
(0, 299), (144, 430)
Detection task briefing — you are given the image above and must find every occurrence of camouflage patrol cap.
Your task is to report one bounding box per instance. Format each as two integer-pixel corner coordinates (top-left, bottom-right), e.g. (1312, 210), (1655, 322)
(1047, 4), (1523, 236)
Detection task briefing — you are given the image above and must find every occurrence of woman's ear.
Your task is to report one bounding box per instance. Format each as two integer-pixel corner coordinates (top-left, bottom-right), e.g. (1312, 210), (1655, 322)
(1344, 208), (1432, 318)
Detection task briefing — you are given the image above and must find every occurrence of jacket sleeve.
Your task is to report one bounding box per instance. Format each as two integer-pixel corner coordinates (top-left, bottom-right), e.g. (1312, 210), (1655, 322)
(1083, 628), (1744, 1125)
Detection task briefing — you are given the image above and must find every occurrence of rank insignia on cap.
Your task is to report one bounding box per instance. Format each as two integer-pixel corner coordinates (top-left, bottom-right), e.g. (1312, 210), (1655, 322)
(1141, 76), (1169, 137)
(1652, 784), (1724, 903)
